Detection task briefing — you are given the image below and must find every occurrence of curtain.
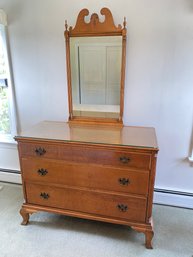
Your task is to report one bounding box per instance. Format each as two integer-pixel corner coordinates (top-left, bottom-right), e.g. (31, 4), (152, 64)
(0, 9), (7, 26)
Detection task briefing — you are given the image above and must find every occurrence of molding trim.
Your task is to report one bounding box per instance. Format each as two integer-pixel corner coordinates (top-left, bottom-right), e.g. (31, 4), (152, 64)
(154, 188), (193, 209)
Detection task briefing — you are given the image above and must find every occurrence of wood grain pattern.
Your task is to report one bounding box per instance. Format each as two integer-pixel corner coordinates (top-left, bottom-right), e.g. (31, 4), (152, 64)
(22, 157), (150, 196)
(68, 8), (124, 37)
(64, 26), (73, 119)
(20, 203), (153, 229)
(14, 121), (158, 150)
(25, 183), (147, 222)
(19, 142), (151, 170)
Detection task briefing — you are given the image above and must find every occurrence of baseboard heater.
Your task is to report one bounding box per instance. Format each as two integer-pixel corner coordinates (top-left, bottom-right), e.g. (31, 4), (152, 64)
(0, 168), (20, 174)
(0, 168), (21, 184)
(154, 188), (193, 209)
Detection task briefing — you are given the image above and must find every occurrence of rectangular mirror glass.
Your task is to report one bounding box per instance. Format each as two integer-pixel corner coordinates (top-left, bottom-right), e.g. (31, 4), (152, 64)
(70, 36), (122, 119)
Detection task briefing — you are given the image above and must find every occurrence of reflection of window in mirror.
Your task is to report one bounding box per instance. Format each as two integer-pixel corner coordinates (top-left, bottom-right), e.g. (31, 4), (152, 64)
(70, 36), (122, 119)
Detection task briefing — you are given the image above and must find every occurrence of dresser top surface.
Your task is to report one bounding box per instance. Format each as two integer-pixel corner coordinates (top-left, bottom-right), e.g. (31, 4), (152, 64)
(15, 121), (158, 150)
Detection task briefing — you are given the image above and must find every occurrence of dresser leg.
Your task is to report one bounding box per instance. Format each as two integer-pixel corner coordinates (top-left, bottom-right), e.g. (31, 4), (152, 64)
(20, 207), (29, 225)
(145, 230), (154, 249)
(131, 219), (154, 249)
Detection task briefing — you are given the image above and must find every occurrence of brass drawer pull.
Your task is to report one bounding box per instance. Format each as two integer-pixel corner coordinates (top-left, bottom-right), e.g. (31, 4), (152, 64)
(117, 204), (128, 212)
(37, 169), (48, 176)
(118, 178), (130, 186)
(35, 147), (46, 156)
(40, 192), (49, 199)
(119, 156), (130, 164)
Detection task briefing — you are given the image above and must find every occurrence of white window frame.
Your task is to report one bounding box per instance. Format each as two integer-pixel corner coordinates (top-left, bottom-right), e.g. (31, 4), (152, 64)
(0, 9), (17, 144)
(189, 149), (193, 162)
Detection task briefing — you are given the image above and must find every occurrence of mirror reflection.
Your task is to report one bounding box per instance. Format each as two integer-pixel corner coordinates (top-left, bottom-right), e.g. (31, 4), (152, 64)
(70, 36), (122, 118)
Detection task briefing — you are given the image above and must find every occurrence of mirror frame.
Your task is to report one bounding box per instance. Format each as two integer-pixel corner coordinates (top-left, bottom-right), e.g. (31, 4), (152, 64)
(64, 7), (126, 125)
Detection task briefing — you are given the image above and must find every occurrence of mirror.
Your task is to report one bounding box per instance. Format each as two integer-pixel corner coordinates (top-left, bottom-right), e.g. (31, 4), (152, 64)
(70, 36), (122, 118)
(65, 8), (126, 124)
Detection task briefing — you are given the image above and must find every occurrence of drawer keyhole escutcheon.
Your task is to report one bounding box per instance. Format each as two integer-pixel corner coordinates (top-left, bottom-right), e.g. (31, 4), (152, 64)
(117, 204), (128, 212)
(37, 169), (48, 176)
(119, 156), (130, 164)
(119, 178), (130, 186)
(40, 192), (49, 200)
(35, 147), (46, 156)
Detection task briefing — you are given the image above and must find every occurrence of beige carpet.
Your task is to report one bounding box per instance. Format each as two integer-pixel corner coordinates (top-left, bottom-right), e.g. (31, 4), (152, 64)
(0, 182), (192, 257)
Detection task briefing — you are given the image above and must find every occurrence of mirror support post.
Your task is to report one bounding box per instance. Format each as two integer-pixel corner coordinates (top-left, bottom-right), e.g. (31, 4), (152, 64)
(65, 21), (73, 120)
(120, 18), (127, 123)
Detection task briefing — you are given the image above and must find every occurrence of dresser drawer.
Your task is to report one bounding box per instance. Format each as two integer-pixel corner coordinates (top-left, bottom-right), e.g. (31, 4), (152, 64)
(22, 158), (149, 196)
(19, 142), (151, 170)
(26, 183), (147, 222)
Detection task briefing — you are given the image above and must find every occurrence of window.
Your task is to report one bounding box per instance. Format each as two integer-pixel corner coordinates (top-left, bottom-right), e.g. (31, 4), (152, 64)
(0, 9), (17, 143)
(189, 149), (193, 162)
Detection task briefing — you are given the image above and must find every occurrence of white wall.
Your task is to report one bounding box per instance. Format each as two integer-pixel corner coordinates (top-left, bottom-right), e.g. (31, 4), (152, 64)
(0, 0), (193, 195)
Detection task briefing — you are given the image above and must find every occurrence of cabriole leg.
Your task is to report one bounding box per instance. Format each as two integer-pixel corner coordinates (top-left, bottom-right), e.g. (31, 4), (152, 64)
(131, 220), (154, 249)
(145, 230), (154, 249)
(20, 207), (29, 225)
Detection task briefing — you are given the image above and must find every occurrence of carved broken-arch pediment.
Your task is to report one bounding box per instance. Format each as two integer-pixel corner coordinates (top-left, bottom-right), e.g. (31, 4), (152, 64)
(66, 7), (126, 37)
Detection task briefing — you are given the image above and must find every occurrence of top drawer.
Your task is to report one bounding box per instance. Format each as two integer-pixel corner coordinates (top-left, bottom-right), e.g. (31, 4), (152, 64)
(18, 142), (151, 170)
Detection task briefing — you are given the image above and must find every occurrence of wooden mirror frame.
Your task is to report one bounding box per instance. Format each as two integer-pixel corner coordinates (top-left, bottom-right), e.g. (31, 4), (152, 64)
(64, 7), (126, 125)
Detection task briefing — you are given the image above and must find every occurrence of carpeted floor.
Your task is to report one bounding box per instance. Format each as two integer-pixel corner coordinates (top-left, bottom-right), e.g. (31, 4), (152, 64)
(0, 182), (192, 257)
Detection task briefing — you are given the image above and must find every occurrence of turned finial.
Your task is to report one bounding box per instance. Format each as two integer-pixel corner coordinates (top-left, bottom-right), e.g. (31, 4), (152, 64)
(123, 17), (126, 29)
(65, 20), (68, 31)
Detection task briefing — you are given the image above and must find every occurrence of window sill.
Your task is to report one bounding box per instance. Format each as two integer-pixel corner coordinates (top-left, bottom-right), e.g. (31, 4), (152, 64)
(0, 134), (16, 145)
(189, 156), (193, 162)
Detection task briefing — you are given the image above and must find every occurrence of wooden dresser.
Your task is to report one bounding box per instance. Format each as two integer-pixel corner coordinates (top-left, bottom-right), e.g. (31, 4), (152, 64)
(15, 121), (158, 249)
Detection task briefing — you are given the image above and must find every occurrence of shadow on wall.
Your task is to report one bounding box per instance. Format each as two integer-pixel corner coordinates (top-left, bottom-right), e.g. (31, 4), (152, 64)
(4, 2), (23, 25)
(186, 0), (193, 12)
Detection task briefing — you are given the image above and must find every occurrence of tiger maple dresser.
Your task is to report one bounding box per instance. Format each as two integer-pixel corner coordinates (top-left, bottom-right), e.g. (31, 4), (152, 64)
(15, 121), (158, 249)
